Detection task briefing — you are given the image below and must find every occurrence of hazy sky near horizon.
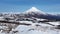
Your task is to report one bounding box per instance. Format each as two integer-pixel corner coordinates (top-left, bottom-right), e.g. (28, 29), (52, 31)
(0, 0), (60, 14)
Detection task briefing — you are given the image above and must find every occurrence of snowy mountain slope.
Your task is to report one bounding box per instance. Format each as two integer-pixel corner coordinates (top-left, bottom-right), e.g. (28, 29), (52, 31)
(25, 7), (46, 14)
(23, 7), (46, 17)
(22, 7), (60, 21)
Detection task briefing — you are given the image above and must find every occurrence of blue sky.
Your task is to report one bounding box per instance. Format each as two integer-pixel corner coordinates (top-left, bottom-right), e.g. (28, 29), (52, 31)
(0, 0), (60, 14)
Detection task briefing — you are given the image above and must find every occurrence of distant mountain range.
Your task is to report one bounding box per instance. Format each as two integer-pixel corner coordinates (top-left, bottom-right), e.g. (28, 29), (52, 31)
(0, 7), (60, 21)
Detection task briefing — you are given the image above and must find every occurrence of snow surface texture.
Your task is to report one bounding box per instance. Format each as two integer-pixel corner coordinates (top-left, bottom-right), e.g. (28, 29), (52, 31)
(0, 22), (60, 34)
(15, 25), (60, 34)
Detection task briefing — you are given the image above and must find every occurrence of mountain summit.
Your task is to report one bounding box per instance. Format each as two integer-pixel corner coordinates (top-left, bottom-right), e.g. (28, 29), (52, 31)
(25, 7), (46, 14)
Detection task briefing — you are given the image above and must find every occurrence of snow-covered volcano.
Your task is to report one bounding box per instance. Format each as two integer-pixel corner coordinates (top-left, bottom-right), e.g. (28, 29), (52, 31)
(24, 7), (46, 15)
